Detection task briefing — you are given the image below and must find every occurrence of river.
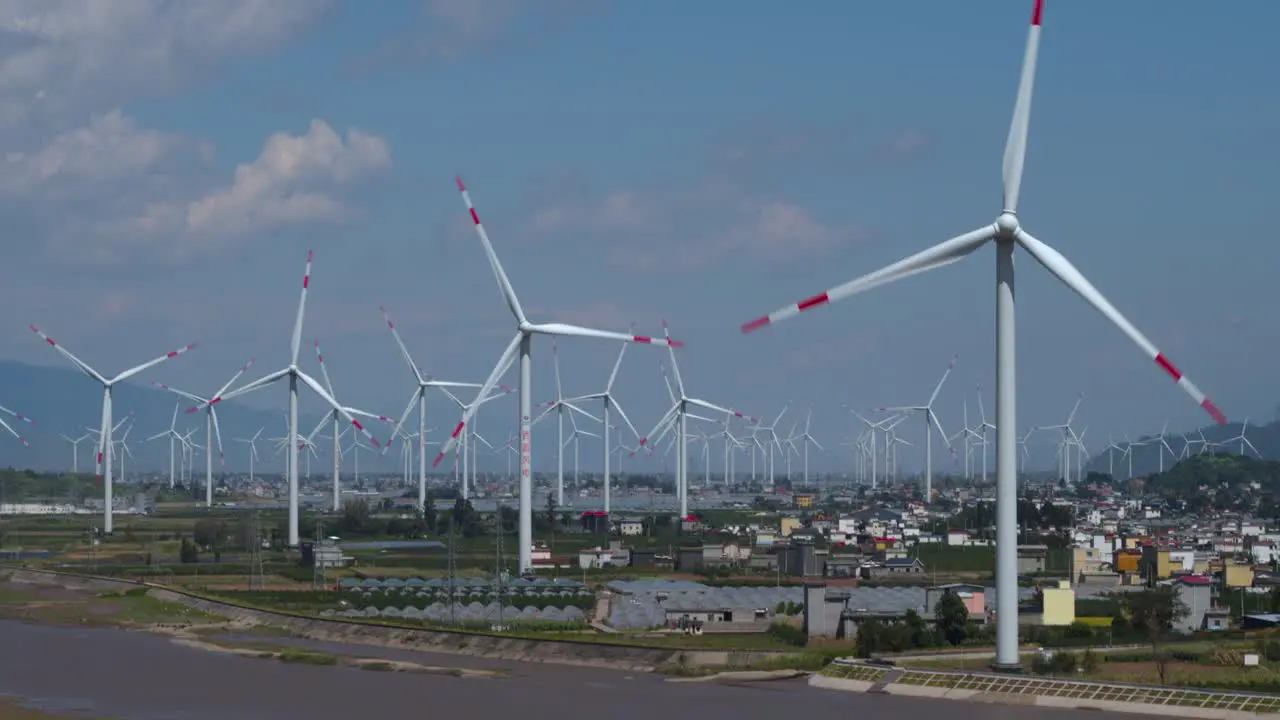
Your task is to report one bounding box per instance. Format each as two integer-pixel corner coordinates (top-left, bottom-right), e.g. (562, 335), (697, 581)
(0, 620), (1139, 719)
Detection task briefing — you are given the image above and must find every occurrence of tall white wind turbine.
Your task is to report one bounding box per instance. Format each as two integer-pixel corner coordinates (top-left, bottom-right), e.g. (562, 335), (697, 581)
(565, 334), (644, 513)
(639, 321), (753, 519)
(312, 340), (393, 512)
(60, 432), (90, 472)
(234, 428), (264, 484)
(737, 0), (1226, 670)
(796, 407), (823, 490)
(29, 326), (195, 534)
(378, 305), (484, 511)
(533, 338), (600, 508)
(433, 176), (681, 574)
(876, 355), (957, 501)
(144, 401), (185, 488)
(153, 358), (256, 507)
(188, 251), (380, 547)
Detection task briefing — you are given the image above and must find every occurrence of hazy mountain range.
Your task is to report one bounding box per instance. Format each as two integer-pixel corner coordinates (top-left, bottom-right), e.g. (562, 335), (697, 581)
(0, 360), (315, 474)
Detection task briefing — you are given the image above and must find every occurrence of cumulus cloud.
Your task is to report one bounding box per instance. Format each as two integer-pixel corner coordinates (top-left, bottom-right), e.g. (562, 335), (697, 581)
(1, 114), (389, 263)
(0, 1), (383, 265)
(524, 177), (861, 271)
(0, 0), (331, 127)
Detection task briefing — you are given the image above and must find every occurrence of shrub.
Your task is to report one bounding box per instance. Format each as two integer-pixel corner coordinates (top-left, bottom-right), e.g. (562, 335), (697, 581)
(766, 621), (807, 647)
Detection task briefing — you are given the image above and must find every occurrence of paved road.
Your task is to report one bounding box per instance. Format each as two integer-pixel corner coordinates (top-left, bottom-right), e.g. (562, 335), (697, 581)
(0, 621), (1144, 719)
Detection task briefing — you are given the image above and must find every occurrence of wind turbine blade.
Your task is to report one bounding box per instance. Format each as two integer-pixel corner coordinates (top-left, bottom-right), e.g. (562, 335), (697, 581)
(639, 402), (680, 449)
(111, 342), (198, 385)
(1002, 0), (1043, 214)
(563, 402), (602, 424)
(211, 410), (226, 466)
(605, 327), (632, 392)
(740, 226), (994, 333)
(658, 361), (678, 405)
(208, 368), (291, 409)
(531, 322), (684, 347)
(661, 320), (686, 397)
(609, 397), (643, 441)
(456, 176), (528, 325)
(382, 389), (421, 454)
(379, 306), (425, 383)
(313, 340), (338, 398)
(290, 250), (313, 367)
(297, 371), (381, 449)
(552, 337), (564, 401)
(1017, 230), (1225, 424)
(213, 357), (257, 400)
(28, 326), (108, 384)
(0, 417), (29, 447)
(927, 354), (958, 407)
(151, 381), (203, 405)
(432, 333), (521, 467)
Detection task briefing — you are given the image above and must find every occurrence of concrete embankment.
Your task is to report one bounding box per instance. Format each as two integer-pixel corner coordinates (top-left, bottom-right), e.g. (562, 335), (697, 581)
(1, 567), (791, 672)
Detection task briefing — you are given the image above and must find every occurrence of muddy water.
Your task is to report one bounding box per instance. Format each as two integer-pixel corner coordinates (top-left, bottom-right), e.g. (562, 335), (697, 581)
(0, 620), (1133, 719)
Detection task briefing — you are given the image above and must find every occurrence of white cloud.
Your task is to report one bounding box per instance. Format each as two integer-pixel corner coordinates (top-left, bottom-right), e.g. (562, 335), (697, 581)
(1, 114), (390, 263)
(182, 119), (391, 237)
(0, 0), (331, 127)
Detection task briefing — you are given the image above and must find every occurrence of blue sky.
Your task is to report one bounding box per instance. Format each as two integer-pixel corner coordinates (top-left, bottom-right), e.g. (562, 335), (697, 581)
(0, 0), (1276, 473)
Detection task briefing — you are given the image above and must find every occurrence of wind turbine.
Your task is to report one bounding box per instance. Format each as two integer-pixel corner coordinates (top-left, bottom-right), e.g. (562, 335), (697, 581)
(736, 0), (1226, 671)
(638, 321), (753, 519)
(876, 355), (957, 501)
(29, 325), (195, 534)
(153, 358), (256, 507)
(60, 432), (90, 472)
(145, 401), (185, 488)
(795, 408), (823, 490)
(234, 428), (264, 484)
(378, 305), (484, 511)
(1222, 418), (1260, 458)
(565, 333), (644, 513)
(311, 340), (393, 512)
(753, 406), (788, 489)
(441, 384), (515, 500)
(187, 251), (379, 547)
(432, 177), (681, 575)
(532, 339), (601, 507)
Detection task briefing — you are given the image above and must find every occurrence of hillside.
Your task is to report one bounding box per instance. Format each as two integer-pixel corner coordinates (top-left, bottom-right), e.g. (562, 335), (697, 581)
(0, 360), (306, 474)
(1084, 415), (1280, 479)
(1135, 454), (1280, 498)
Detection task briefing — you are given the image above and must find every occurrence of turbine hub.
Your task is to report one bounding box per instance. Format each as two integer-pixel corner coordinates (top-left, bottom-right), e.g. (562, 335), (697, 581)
(995, 212), (1019, 239)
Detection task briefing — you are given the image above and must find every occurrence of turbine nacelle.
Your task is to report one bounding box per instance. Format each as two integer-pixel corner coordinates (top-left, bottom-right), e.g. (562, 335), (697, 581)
(995, 212), (1019, 239)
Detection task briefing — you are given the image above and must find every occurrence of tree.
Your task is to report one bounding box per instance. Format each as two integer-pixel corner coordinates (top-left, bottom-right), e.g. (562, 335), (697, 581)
(179, 536), (199, 564)
(934, 590), (969, 646)
(1122, 587), (1188, 685)
(192, 519), (227, 561)
(544, 493), (558, 526)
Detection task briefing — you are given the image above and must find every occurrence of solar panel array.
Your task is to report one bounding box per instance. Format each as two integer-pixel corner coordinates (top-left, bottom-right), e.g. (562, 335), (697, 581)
(338, 576), (591, 600)
(321, 602), (587, 624)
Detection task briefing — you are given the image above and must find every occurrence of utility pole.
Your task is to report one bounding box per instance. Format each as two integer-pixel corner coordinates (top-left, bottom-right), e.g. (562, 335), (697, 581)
(249, 510), (264, 591)
(447, 521), (457, 625)
(311, 520), (326, 590)
(495, 502), (506, 629)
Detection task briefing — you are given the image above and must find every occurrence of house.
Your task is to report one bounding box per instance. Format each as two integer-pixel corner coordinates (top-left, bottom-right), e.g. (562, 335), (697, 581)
(866, 557), (924, 579)
(618, 517), (644, 536)
(577, 546), (619, 569)
(580, 511), (610, 534)
(1222, 561), (1254, 589)
(1072, 546), (1106, 581)
(1017, 545), (1049, 574)
(780, 517), (801, 537)
(925, 584), (985, 618)
(946, 529), (970, 546)
(778, 543), (822, 577)
(680, 516), (703, 534)
(1040, 580), (1076, 626)
(1173, 576), (1215, 633)
(794, 493), (816, 509)
(1113, 548), (1142, 574)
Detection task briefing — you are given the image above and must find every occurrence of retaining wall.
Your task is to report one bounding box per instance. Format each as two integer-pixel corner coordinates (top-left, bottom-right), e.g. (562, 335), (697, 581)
(814, 659), (1280, 718)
